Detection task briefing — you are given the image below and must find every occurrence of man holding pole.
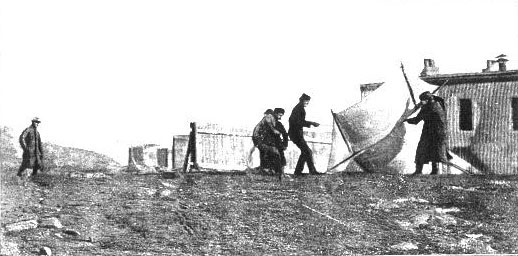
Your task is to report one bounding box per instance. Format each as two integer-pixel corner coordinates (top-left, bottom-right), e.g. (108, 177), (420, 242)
(405, 91), (450, 175)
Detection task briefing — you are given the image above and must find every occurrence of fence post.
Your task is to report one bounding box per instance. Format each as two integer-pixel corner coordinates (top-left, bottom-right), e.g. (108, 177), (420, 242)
(191, 122), (200, 170)
(183, 122), (200, 172)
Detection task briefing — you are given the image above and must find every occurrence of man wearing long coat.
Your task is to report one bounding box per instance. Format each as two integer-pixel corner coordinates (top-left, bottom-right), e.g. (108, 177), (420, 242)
(405, 92), (450, 175)
(267, 108), (289, 179)
(18, 117), (44, 176)
(273, 108), (289, 171)
(252, 109), (281, 173)
(288, 93), (322, 176)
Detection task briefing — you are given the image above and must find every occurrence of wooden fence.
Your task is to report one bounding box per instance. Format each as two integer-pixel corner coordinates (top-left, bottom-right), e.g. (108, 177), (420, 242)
(172, 123), (332, 173)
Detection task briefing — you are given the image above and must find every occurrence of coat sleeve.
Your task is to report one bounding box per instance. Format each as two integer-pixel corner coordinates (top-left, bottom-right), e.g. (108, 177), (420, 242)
(38, 132), (43, 157)
(252, 121), (262, 145)
(282, 132), (288, 149)
(406, 110), (424, 125)
(252, 122), (260, 138)
(277, 123), (289, 149)
(19, 128), (28, 151)
(291, 106), (312, 128)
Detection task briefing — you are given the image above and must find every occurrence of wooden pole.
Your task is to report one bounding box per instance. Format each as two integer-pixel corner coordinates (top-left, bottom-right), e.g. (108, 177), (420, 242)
(190, 122), (199, 170)
(331, 110), (354, 153)
(444, 157), (472, 175)
(432, 79), (449, 94)
(327, 147), (368, 172)
(182, 122), (194, 172)
(401, 62), (417, 106)
(182, 136), (192, 172)
(128, 147), (133, 166)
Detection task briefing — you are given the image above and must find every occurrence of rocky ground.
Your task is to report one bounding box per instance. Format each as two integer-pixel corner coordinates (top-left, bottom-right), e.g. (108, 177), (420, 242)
(1, 168), (518, 255)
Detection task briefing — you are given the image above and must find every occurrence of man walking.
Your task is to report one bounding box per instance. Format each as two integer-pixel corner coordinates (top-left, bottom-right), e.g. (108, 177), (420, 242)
(405, 91), (450, 175)
(18, 117), (44, 177)
(272, 108), (289, 179)
(288, 93), (322, 176)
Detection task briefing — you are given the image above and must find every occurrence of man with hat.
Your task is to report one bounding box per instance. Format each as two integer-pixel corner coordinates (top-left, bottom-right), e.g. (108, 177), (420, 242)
(288, 93), (322, 176)
(271, 108), (289, 179)
(252, 109), (281, 173)
(405, 91), (450, 175)
(17, 117), (44, 177)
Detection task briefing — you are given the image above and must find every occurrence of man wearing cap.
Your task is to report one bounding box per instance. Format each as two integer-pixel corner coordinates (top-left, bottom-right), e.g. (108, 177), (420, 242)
(405, 91), (450, 175)
(17, 117), (44, 177)
(271, 108), (289, 179)
(252, 109), (281, 173)
(288, 93), (322, 176)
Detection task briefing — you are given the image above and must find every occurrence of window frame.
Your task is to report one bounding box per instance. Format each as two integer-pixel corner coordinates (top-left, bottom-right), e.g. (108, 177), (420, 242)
(459, 98), (473, 131)
(511, 97), (518, 131)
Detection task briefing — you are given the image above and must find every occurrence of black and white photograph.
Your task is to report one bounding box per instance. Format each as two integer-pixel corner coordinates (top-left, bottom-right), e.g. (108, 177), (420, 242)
(1, 0), (518, 255)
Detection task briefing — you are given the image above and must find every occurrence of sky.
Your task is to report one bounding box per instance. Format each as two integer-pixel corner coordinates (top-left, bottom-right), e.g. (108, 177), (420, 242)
(1, 0), (518, 164)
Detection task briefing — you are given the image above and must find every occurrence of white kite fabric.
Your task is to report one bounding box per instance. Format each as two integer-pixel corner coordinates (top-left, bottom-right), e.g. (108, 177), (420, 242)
(334, 80), (410, 153)
(327, 76), (480, 174)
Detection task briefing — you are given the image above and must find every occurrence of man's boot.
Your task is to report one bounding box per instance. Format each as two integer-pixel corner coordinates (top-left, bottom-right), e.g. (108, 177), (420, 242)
(411, 164), (423, 175)
(308, 163), (324, 175)
(309, 167), (324, 175)
(430, 162), (439, 175)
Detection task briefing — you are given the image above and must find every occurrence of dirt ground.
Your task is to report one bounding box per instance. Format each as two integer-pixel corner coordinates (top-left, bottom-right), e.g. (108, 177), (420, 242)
(1, 168), (518, 255)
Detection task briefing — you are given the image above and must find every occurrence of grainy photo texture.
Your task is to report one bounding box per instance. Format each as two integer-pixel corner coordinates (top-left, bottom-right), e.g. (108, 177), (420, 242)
(1, 1), (518, 255)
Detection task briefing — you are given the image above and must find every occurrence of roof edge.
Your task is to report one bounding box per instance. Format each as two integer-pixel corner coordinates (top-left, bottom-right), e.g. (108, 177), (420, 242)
(420, 70), (518, 85)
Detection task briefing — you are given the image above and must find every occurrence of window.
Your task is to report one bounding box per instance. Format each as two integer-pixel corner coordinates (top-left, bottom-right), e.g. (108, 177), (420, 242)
(512, 98), (518, 131)
(459, 99), (473, 131)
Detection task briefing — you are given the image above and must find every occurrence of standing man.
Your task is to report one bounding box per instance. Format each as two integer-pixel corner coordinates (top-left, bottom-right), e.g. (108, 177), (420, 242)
(288, 93), (322, 176)
(18, 117), (44, 177)
(405, 91), (450, 175)
(272, 108), (289, 179)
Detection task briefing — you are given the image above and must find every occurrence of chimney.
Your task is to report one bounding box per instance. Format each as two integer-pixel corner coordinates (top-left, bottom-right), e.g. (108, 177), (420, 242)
(497, 58), (508, 72)
(482, 60), (496, 72)
(420, 59), (439, 77)
(424, 59), (435, 67)
(499, 61), (507, 71)
(496, 54), (508, 72)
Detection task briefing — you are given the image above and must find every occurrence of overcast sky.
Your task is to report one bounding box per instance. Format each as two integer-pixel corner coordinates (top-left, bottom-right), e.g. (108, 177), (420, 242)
(1, 0), (517, 163)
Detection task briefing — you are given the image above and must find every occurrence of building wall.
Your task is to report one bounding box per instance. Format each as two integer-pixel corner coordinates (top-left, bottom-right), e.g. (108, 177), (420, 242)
(128, 144), (172, 172)
(172, 135), (189, 169)
(437, 80), (518, 174)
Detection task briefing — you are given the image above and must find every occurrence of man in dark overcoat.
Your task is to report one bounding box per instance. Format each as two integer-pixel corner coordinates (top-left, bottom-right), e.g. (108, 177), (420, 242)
(252, 109), (281, 174)
(18, 117), (44, 177)
(405, 91), (450, 175)
(288, 93), (322, 176)
(272, 108), (289, 178)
